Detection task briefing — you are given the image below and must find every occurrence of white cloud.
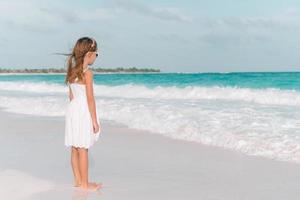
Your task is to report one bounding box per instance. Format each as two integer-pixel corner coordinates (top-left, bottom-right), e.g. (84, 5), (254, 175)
(112, 0), (192, 22)
(0, 0), (57, 32)
(40, 6), (116, 23)
(194, 8), (300, 48)
(0, 0), (191, 34)
(0, 0), (115, 33)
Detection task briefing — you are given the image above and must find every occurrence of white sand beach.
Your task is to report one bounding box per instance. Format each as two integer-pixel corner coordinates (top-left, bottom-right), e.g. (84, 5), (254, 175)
(1, 109), (300, 200)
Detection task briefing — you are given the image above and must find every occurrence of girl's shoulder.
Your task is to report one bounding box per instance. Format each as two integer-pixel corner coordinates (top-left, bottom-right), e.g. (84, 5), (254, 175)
(84, 69), (93, 76)
(83, 69), (94, 83)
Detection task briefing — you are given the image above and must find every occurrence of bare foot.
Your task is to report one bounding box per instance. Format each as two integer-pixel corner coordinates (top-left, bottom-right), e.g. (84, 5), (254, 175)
(73, 180), (82, 187)
(79, 182), (102, 191)
(74, 183), (81, 187)
(95, 182), (103, 188)
(74, 182), (101, 187)
(89, 182), (103, 189)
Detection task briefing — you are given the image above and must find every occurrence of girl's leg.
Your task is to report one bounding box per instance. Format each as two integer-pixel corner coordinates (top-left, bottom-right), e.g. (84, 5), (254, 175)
(78, 147), (89, 187)
(71, 147), (81, 186)
(77, 148), (101, 190)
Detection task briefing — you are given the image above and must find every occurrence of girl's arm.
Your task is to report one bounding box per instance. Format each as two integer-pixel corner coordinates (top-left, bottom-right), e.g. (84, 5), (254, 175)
(69, 85), (74, 101)
(84, 70), (98, 124)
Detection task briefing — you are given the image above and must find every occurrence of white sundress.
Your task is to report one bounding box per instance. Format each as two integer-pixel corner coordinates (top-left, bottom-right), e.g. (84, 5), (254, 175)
(64, 69), (101, 149)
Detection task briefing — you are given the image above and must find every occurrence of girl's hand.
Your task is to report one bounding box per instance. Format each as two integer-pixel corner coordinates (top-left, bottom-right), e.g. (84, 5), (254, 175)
(93, 121), (100, 134)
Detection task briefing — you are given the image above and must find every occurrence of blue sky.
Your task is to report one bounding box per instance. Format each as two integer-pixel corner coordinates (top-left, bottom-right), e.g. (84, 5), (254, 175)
(0, 0), (300, 72)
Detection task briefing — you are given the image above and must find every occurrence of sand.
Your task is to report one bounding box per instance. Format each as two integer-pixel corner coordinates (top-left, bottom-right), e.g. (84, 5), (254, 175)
(0, 109), (300, 200)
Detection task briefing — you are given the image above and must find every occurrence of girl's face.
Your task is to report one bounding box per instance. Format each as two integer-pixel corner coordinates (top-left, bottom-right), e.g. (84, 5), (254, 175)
(85, 51), (99, 65)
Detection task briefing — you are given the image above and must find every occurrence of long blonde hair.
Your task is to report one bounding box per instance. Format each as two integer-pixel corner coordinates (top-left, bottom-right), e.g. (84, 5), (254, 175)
(65, 37), (98, 85)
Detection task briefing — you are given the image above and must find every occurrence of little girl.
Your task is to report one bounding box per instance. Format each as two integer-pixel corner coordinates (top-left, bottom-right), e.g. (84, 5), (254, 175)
(64, 37), (102, 191)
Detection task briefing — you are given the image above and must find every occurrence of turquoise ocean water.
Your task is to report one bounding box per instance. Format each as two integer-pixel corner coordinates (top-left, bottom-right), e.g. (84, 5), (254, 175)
(0, 72), (299, 90)
(0, 72), (300, 163)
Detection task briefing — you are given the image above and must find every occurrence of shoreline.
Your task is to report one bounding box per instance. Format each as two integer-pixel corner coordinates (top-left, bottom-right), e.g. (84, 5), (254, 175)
(0, 72), (162, 75)
(1, 109), (300, 199)
(0, 71), (300, 75)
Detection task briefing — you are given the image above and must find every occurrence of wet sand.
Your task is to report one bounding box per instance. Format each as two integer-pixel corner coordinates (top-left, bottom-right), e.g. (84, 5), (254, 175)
(0, 109), (300, 200)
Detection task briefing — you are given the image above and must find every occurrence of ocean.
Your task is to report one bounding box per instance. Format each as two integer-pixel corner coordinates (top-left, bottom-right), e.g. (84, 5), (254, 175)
(0, 72), (300, 163)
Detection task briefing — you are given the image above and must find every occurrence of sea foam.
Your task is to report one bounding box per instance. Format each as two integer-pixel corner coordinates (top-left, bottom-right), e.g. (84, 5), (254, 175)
(0, 81), (300, 163)
(0, 81), (300, 106)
